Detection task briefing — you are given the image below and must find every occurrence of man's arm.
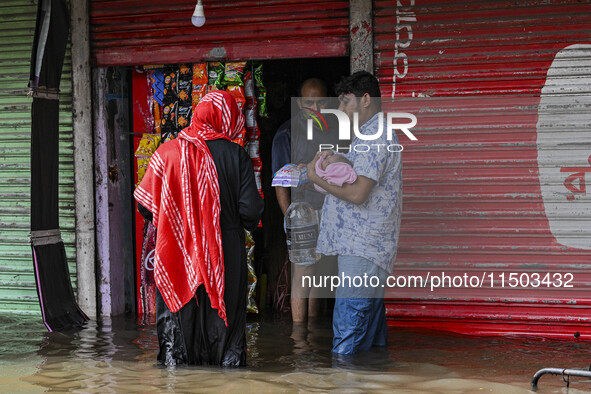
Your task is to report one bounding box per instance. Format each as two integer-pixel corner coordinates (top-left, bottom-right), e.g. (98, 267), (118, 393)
(275, 186), (291, 215)
(311, 173), (375, 205)
(271, 125), (291, 215)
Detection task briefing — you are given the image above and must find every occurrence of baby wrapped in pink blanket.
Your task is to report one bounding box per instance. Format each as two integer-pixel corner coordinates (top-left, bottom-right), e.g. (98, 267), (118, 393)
(314, 153), (357, 193)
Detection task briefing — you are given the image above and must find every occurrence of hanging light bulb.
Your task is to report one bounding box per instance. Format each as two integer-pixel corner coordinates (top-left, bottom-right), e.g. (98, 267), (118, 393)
(191, 0), (206, 27)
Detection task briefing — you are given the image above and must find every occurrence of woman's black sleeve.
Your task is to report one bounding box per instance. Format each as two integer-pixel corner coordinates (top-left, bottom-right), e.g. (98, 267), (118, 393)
(238, 148), (264, 231)
(137, 202), (153, 223)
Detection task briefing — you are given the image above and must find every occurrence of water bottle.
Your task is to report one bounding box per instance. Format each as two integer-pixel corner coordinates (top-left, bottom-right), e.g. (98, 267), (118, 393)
(285, 190), (320, 265)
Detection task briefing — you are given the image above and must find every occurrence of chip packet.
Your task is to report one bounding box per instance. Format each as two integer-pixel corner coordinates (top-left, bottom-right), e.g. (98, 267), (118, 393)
(227, 85), (246, 112)
(134, 133), (162, 158)
(208, 62), (225, 90)
(223, 62), (246, 86)
(192, 63), (208, 85)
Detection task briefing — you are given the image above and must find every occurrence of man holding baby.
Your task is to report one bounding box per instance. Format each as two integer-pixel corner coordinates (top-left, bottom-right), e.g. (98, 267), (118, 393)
(307, 71), (403, 356)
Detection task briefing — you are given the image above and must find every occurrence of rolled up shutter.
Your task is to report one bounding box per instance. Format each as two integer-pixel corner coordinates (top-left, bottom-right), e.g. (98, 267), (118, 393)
(0, 0), (76, 314)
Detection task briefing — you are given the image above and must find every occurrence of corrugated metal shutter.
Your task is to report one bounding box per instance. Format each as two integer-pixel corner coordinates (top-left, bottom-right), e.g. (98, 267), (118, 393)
(89, 0), (350, 66)
(374, 0), (591, 337)
(0, 1), (76, 314)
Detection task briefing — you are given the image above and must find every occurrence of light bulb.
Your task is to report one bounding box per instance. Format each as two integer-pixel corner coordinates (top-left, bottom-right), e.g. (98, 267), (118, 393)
(191, 0), (206, 27)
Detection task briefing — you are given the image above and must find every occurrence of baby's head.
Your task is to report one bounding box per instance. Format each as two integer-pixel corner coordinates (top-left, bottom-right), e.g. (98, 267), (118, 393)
(321, 154), (352, 171)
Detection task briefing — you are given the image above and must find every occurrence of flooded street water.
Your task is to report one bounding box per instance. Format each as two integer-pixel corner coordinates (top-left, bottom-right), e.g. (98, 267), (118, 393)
(1, 313), (590, 393)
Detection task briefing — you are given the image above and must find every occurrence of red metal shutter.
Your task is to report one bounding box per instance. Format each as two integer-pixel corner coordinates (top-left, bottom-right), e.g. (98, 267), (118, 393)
(374, 1), (591, 338)
(90, 0), (350, 66)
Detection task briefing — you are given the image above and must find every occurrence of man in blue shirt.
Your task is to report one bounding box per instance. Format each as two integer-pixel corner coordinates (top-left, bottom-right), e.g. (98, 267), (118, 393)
(272, 78), (338, 323)
(307, 71), (403, 355)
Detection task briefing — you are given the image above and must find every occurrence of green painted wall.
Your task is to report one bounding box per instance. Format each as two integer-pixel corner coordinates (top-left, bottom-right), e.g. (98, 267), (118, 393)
(0, 1), (76, 314)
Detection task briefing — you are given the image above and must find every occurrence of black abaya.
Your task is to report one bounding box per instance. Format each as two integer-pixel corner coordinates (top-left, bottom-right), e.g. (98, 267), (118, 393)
(140, 139), (263, 366)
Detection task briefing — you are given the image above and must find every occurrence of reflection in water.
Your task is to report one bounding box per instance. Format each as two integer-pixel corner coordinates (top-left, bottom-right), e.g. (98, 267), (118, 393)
(1, 312), (591, 392)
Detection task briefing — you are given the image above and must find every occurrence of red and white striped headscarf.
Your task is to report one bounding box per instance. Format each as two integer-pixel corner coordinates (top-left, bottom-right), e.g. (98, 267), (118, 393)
(134, 91), (245, 325)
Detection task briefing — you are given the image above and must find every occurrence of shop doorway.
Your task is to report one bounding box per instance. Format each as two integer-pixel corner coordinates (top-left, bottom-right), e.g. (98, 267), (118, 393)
(128, 57), (350, 320)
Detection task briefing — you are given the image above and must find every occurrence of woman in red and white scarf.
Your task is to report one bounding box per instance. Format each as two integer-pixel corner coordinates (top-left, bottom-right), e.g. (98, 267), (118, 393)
(135, 90), (263, 366)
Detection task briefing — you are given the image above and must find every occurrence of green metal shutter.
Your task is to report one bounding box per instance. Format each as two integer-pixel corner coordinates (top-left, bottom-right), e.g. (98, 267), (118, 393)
(0, 0), (76, 314)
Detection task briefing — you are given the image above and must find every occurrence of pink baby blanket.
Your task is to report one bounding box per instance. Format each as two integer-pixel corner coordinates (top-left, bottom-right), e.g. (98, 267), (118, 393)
(314, 156), (357, 194)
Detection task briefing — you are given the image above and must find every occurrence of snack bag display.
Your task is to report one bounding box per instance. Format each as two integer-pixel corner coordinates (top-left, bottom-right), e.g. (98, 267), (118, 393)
(223, 62), (246, 86)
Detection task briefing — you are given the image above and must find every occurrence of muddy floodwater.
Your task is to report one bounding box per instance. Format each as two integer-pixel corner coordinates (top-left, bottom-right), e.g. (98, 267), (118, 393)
(1, 313), (590, 393)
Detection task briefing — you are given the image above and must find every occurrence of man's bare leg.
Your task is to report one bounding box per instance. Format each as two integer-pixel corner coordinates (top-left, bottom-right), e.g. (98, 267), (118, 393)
(308, 286), (322, 318)
(291, 263), (316, 322)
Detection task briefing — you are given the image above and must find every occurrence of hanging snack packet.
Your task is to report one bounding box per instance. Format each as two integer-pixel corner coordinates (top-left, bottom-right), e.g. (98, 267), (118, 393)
(179, 63), (191, 77)
(163, 67), (178, 98)
(134, 133), (162, 158)
(136, 158), (151, 185)
(151, 70), (165, 107)
(161, 101), (177, 136)
(232, 127), (247, 147)
(246, 139), (259, 159)
(153, 98), (162, 134)
(244, 103), (256, 129)
(245, 230), (258, 314)
(177, 105), (192, 129)
(245, 124), (260, 158)
(252, 158), (264, 198)
(208, 62), (225, 90)
(163, 132), (176, 143)
(192, 84), (207, 111)
(227, 85), (246, 112)
(135, 132), (162, 185)
(162, 66), (178, 135)
(223, 62), (246, 86)
(253, 64), (268, 118)
(178, 64), (192, 102)
(244, 71), (255, 101)
(192, 63), (208, 85)
(177, 64), (193, 129)
(254, 64), (265, 91)
(257, 90), (268, 118)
